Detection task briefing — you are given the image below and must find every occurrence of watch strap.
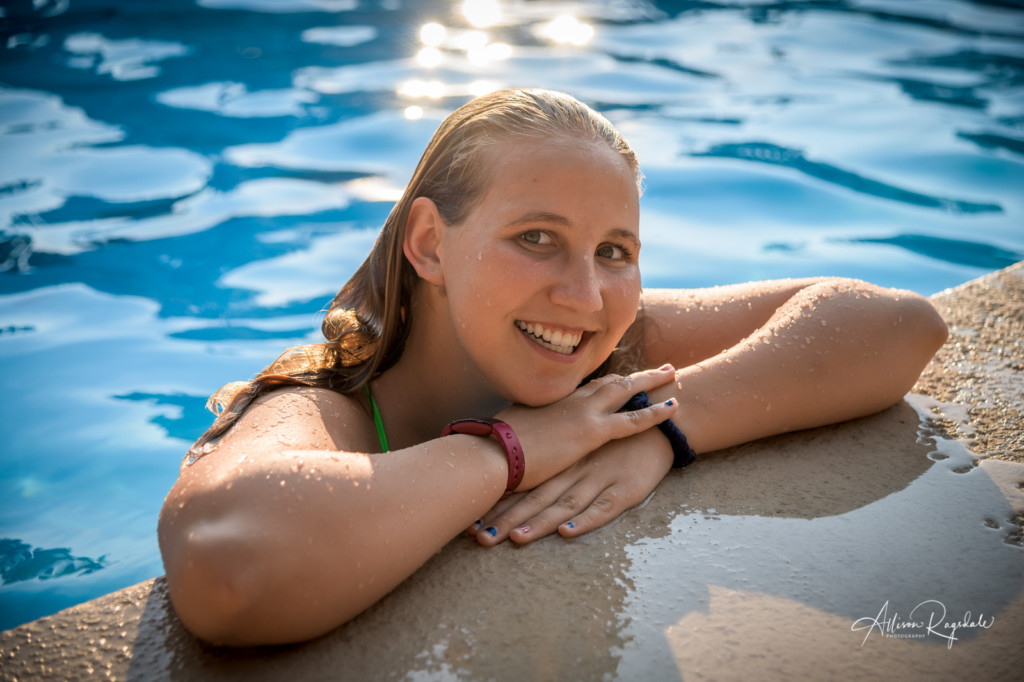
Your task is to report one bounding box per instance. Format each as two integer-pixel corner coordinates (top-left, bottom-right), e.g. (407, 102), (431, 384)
(441, 418), (525, 493)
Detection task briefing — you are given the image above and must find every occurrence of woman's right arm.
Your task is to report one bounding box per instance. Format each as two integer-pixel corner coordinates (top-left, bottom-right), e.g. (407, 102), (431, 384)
(159, 386), (510, 646)
(158, 370), (676, 646)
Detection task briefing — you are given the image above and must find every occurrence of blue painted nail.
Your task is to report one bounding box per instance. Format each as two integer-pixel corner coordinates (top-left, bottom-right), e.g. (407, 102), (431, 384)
(485, 526), (497, 537)
(565, 522), (575, 529)
(474, 519), (483, 527)
(665, 399), (675, 407)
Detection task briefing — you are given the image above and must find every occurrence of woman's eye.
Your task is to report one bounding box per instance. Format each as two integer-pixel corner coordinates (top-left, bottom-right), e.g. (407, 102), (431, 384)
(597, 243), (631, 261)
(521, 230), (551, 246)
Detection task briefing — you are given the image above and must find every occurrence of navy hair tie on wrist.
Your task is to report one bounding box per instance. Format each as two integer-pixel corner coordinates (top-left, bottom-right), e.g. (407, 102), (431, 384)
(623, 391), (697, 468)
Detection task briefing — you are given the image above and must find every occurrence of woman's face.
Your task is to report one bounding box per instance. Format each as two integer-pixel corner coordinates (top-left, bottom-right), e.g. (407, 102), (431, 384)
(437, 135), (642, 406)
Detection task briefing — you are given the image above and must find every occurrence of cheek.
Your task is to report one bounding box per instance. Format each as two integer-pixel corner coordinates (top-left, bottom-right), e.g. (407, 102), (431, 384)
(463, 251), (532, 303)
(445, 256), (518, 328)
(606, 271), (642, 334)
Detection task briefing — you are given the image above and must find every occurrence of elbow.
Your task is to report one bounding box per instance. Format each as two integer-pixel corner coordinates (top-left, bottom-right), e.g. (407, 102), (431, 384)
(878, 290), (948, 403)
(900, 290), (949, 361)
(158, 493), (267, 646)
(158, 479), (368, 646)
(923, 299), (949, 355)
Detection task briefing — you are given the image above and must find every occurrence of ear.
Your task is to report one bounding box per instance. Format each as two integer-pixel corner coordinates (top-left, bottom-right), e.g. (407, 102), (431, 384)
(403, 197), (447, 286)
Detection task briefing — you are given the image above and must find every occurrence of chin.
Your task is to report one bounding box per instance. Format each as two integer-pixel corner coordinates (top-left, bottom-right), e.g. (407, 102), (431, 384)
(505, 376), (587, 408)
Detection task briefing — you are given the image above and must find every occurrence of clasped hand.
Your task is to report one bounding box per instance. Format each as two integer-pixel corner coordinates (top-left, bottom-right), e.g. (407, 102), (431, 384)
(472, 366), (678, 545)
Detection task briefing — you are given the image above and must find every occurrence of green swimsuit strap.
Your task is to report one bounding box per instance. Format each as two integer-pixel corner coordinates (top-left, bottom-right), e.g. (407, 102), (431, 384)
(362, 384), (390, 453)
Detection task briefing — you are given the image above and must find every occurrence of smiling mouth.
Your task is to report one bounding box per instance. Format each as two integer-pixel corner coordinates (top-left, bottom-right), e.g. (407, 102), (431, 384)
(515, 320), (584, 355)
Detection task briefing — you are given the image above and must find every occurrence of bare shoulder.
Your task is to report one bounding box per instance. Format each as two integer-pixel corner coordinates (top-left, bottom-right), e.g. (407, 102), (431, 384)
(211, 385), (378, 459)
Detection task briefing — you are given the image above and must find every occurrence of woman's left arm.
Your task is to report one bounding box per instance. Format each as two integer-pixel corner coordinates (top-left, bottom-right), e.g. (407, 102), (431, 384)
(473, 277), (947, 545)
(641, 278), (948, 454)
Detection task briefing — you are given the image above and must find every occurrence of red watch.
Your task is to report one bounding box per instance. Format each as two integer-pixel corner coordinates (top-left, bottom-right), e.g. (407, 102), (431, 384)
(440, 418), (524, 494)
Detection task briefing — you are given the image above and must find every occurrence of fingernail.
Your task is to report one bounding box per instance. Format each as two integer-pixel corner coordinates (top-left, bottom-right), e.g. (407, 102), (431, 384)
(473, 519), (483, 527)
(516, 525), (530, 534)
(665, 398), (675, 407)
(485, 526), (497, 537)
(564, 522), (575, 529)
(659, 363), (673, 372)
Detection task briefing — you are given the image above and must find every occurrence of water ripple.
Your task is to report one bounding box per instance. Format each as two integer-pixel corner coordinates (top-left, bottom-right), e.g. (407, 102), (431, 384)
(846, 234), (1023, 269)
(0, 538), (106, 585)
(692, 141), (1004, 214)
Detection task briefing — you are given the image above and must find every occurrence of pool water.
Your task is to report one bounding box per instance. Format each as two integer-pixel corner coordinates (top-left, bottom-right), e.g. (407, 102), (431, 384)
(1, 0), (1022, 631)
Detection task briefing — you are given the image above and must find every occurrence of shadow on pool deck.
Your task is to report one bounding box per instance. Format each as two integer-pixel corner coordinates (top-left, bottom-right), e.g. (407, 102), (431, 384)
(1, 263), (1022, 681)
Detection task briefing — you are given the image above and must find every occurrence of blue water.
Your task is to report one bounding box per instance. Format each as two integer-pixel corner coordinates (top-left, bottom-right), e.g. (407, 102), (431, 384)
(1, 0), (1022, 631)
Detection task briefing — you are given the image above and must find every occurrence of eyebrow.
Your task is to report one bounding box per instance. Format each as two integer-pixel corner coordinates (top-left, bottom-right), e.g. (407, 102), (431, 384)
(507, 212), (641, 248)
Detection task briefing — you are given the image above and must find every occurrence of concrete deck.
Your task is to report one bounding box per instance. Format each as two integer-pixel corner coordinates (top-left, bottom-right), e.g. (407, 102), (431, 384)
(2, 263), (1022, 681)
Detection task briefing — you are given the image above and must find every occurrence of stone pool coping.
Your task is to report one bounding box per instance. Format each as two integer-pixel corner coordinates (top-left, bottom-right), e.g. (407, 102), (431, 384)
(2, 262), (1022, 681)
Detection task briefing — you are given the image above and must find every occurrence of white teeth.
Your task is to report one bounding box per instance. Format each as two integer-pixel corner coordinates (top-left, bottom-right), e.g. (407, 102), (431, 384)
(515, 321), (583, 354)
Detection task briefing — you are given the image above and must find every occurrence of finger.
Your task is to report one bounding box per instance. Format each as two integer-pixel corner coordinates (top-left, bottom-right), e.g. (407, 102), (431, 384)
(472, 486), (566, 546)
(577, 367), (676, 417)
(591, 364), (676, 403)
(566, 371), (624, 400)
(466, 493), (526, 537)
(629, 363), (678, 392)
(601, 396), (678, 443)
(557, 484), (631, 539)
(507, 484), (606, 545)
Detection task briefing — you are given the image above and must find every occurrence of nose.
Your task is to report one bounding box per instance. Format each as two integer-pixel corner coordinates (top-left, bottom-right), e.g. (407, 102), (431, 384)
(549, 254), (603, 313)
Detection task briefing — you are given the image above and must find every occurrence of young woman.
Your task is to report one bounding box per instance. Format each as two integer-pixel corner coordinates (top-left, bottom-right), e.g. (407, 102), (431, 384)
(158, 88), (948, 646)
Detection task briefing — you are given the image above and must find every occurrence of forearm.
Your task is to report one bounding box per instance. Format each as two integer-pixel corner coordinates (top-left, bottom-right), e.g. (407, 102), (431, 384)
(647, 279), (948, 453)
(159, 438), (507, 645)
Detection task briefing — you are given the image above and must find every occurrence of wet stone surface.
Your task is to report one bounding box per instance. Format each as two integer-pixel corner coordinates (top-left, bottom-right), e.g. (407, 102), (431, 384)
(915, 262), (1024, 462)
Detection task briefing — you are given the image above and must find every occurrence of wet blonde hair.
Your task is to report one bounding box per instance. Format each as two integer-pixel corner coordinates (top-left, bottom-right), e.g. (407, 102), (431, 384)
(187, 88), (644, 461)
